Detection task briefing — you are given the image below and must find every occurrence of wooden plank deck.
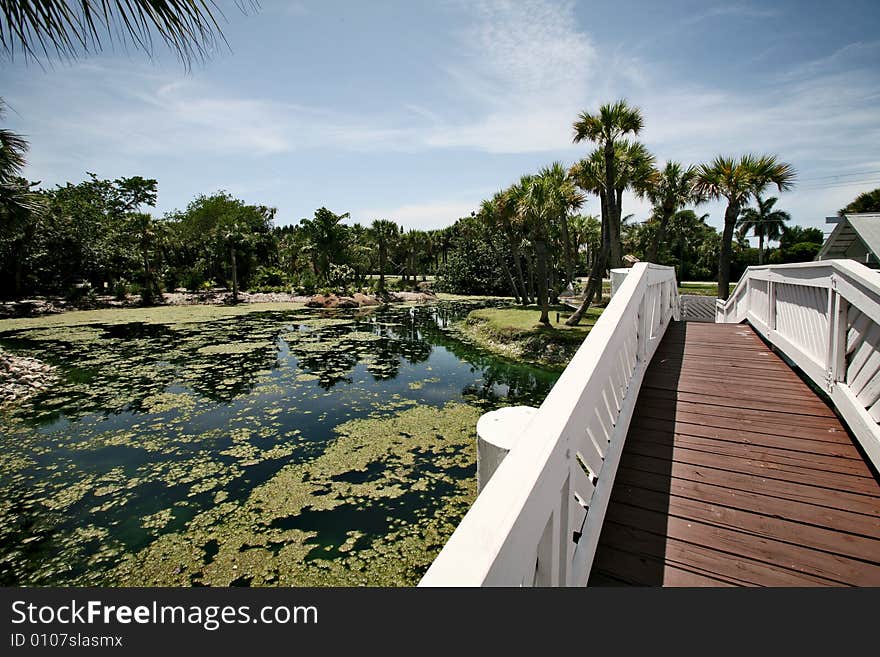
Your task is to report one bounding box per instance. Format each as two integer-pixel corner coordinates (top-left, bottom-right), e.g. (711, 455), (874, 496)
(589, 321), (880, 587)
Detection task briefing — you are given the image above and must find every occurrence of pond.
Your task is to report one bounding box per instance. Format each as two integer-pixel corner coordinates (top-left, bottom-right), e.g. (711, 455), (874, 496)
(0, 300), (559, 586)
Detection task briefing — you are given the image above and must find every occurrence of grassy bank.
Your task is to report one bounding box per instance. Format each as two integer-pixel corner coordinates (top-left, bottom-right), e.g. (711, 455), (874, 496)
(458, 304), (603, 369)
(679, 282), (718, 296)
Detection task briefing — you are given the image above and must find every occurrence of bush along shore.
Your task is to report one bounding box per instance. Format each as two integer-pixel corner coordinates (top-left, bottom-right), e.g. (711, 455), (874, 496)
(455, 304), (604, 370)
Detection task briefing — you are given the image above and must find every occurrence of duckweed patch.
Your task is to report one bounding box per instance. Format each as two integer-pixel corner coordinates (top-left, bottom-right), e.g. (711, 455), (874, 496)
(113, 402), (482, 586)
(0, 300), (558, 585)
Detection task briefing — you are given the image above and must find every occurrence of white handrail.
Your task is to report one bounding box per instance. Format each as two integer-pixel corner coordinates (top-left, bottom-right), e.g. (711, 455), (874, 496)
(716, 259), (880, 469)
(419, 263), (679, 586)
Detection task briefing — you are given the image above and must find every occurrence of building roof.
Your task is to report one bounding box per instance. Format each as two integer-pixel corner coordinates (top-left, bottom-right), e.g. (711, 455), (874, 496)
(817, 213), (880, 262)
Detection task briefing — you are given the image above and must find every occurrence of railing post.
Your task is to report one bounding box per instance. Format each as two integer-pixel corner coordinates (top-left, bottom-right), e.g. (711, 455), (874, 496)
(638, 287), (649, 362)
(746, 277), (751, 319)
(829, 280), (849, 386)
(768, 274), (777, 331)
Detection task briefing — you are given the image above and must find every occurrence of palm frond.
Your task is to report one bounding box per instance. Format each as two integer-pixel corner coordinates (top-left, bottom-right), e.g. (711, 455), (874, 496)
(0, 1), (256, 67)
(572, 99), (643, 145)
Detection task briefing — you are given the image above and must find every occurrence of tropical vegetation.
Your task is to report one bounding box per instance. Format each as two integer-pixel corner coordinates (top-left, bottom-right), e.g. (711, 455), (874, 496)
(0, 94), (839, 328)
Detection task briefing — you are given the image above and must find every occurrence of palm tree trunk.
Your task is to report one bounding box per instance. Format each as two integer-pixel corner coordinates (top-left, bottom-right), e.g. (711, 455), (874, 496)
(378, 247), (386, 291)
(604, 141), (621, 269)
(535, 239), (550, 325)
(487, 233), (520, 303)
(141, 247), (154, 305)
(230, 244), (239, 303)
(560, 214), (575, 286)
(646, 207), (672, 263)
(717, 201), (740, 301)
(524, 253), (536, 301)
(509, 237), (530, 305)
(611, 188), (624, 268)
(566, 195), (609, 326)
(14, 257), (23, 298)
(758, 232), (765, 265)
(565, 223), (608, 326)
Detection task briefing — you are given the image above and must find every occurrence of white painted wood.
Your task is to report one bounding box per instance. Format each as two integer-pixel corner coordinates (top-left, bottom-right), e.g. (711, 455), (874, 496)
(418, 263), (678, 587)
(476, 406), (538, 493)
(717, 259), (880, 471)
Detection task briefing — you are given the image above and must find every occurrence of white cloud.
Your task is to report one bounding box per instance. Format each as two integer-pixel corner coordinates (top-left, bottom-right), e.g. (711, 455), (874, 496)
(423, 0), (597, 152)
(6, 2), (879, 230)
(354, 200), (481, 231)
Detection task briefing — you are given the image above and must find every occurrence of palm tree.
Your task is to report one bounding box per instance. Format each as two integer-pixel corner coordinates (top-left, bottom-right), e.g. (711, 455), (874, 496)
(668, 210), (711, 281)
(541, 162), (585, 289)
(564, 140), (653, 325)
(566, 151), (607, 326)
(129, 212), (162, 304)
(299, 207), (350, 282)
(693, 155), (796, 299)
(645, 162), (697, 263)
(477, 198), (522, 304)
(572, 100), (644, 269)
(568, 213), (601, 272)
(0, 1), (251, 67)
(515, 174), (553, 325)
(0, 100), (44, 225)
(369, 219), (399, 293)
(737, 195), (791, 265)
(497, 187), (532, 305)
(839, 188), (880, 216)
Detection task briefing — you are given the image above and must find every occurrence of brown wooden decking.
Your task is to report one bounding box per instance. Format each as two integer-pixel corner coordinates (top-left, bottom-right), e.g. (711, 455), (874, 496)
(589, 321), (880, 586)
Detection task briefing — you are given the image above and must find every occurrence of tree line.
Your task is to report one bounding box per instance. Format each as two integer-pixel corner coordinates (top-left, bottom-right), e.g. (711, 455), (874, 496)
(444, 100), (802, 326)
(3, 97), (871, 322)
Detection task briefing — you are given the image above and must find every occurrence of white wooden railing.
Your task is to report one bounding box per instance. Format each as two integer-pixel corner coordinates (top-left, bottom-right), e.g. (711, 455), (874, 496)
(716, 259), (880, 469)
(419, 263), (679, 586)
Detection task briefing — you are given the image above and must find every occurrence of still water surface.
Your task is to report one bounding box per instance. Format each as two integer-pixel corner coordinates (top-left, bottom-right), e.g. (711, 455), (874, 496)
(0, 301), (558, 585)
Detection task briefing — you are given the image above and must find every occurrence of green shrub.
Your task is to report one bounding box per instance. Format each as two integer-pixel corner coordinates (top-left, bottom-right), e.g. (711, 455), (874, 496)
(296, 270), (317, 295)
(251, 266), (288, 289)
(113, 280), (129, 300)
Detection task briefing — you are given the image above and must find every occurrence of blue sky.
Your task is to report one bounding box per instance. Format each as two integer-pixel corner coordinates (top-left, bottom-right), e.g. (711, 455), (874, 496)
(3, 0), (879, 236)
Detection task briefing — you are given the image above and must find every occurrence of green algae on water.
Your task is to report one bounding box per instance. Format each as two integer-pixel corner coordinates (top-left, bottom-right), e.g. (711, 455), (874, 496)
(0, 299), (557, 586)
(112, 402), (481, 586)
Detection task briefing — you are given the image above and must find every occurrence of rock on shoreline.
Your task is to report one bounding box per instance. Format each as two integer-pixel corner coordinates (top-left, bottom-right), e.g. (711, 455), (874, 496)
(305, 291), (437, 308)
(0, 349), (57, 406)
(1, 289), (439, 319)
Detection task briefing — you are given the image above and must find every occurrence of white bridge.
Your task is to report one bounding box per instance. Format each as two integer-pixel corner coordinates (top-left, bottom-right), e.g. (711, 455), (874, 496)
(420, 260), (880, 587)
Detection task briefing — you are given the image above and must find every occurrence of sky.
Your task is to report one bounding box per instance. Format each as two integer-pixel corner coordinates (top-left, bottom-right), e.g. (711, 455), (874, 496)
(2, 0), (879, 239)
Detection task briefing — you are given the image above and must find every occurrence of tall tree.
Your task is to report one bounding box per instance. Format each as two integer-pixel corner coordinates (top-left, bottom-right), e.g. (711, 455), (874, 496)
(368, 219), (399, 293)
(645, 161), (697, 263)
(568, 213), (601, 272)
(0, 99), (44, 225)
(694, 154), (796, 299)
(572, 100), (644, 269)
(515, 174), (553, 325)
(299, 207), (350, 282)
(477, 198), (521, 304)
(165, 191), (275, 294)
(497, 187), (531, 305)
(736, 195), (791, 265)
(839, 188), (880, 216)
(541, 162), (585, 290)
(566, 150), (608, 325)
(563, 141), (653, 325)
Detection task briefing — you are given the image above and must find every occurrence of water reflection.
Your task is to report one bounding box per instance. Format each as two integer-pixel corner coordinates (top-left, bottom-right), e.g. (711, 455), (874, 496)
(0, 300), (559, 585)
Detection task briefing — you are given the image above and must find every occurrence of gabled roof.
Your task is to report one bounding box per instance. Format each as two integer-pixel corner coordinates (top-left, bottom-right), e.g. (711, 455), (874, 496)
(817, 213), (880, 262)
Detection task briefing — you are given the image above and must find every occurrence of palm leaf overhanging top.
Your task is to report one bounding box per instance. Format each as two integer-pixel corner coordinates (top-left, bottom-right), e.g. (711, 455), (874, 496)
(0, 1), (255, 67)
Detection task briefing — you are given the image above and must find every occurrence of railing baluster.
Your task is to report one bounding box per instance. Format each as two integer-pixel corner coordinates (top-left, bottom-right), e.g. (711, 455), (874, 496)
(831, 288), (849, 385)
(769, 275), (776, 331)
